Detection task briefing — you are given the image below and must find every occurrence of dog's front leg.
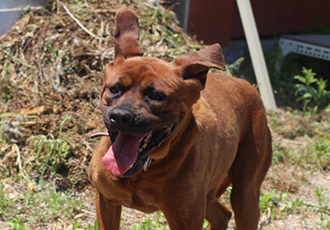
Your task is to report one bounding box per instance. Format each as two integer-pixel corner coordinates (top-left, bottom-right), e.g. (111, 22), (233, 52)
(95, 190), (122, 230)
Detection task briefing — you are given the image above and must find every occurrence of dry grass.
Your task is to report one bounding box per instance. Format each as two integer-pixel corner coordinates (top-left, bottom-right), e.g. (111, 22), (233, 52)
(0, 0), (201, 189)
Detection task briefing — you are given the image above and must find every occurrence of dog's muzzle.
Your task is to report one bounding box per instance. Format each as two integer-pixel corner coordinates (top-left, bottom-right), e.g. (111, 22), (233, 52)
(92, 107), (176, 177)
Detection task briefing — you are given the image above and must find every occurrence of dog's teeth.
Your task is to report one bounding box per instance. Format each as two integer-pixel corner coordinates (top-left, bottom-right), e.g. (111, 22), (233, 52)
(143, 157), (152, 172)
(142, 142), (148, 149)
(164, 126), (171, 133)
(144, 137), (149, 143)
(158, 140), (164, 147)
(139, 148), (143, 153)
(144, 133), (152, 143)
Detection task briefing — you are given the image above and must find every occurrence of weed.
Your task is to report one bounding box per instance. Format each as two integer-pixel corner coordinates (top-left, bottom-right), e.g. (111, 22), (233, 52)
(86, 220), (99, 230)
(226, 57), (245, 76)
(30, 116), (72, 176)
(272, 142), (284, 165)
(133, 212), (168, 230)
(203, 220), (210, 228)
(71, 219), (82, 230)
(314, 187), (330, 229)
(133, 216), (159, 230)
(302, 14), (330, 35)
(260, 190), (276, 212)
(260, 189), (306, 220)
(7, 214), (27, 230)
(317, 219), (330, 230)
(0, 77), (13, 102)
(1, 179), (86, 228)
(294, 67), (330, 112)
(304, 134), (330, 171)
(278, 193), (303, 215)
(0, 182), (16, 218)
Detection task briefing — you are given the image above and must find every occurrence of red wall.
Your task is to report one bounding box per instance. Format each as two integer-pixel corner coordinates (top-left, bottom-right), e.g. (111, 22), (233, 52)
(188, 0), (236, 46)
(187, 0), (330, 47)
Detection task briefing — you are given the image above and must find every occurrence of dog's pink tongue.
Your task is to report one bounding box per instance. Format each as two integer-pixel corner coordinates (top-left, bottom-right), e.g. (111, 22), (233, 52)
(102, 132), (144, 175)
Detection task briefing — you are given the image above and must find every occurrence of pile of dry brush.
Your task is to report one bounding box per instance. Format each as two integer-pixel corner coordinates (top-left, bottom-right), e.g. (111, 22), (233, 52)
(0, 0), (201, 190)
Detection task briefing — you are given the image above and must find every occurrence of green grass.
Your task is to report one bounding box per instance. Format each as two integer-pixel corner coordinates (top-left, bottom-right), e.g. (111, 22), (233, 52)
(261, 185), (330, 229)
(0, 179), (95, 230)
(262, 106), (330, 229)
(132, 212), (168, 230)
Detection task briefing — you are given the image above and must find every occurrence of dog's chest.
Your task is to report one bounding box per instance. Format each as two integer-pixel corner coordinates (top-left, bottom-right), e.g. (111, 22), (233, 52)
(130, 189), (160, 212)
(91, 164), (160, 212)
(118, 183), (160, 213)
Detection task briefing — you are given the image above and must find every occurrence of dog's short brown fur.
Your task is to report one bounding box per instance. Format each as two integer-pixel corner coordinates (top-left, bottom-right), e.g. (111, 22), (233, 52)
(88, 7), (272, 230)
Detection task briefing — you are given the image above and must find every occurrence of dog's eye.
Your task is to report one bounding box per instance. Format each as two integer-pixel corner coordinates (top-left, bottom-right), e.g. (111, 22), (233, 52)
(109, 86), (120, 95)
(148, 92), (166, 101)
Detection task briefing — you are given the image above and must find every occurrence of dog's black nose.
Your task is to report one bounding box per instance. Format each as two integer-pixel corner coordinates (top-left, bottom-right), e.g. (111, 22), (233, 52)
(109, 108), (134, 129)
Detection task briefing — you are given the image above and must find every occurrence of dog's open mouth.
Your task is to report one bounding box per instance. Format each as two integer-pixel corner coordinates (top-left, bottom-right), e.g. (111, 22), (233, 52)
(93, 124), (175, 177)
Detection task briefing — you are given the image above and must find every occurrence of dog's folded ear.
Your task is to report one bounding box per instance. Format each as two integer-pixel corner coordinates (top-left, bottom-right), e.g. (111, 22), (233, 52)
(113, 7), (143, 60)
(173, 44), (226, 82)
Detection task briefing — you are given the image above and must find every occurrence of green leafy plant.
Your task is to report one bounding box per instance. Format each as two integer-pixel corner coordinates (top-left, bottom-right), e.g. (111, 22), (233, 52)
(294, 67), (330, 112)
(226, 57), (245, 76)
(133, 216), (159, 230)
(203, 219), (210, 228)
(314, 187), (330, 229)
(71, 219), (82, 230)
(7, 214), (27, 230)
(304, 134), (330, 171)
(260, 189), (276, 212)
(278, 193), (303, 215)
(272, 142), (284, 165)
(259, 189), (305, 219)
(87, 220), (99, 230)
(133, 212), (168, 230)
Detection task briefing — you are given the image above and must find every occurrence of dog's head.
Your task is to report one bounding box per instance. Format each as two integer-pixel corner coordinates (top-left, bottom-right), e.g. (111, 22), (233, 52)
(100, 7), (225, 177)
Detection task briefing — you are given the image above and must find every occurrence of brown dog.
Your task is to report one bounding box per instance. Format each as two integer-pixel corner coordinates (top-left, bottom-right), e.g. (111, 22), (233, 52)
(88, 7), (272, 230)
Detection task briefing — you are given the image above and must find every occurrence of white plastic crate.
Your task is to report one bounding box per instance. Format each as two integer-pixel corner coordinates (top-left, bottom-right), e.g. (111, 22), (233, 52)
(279, 35), (330, 61)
